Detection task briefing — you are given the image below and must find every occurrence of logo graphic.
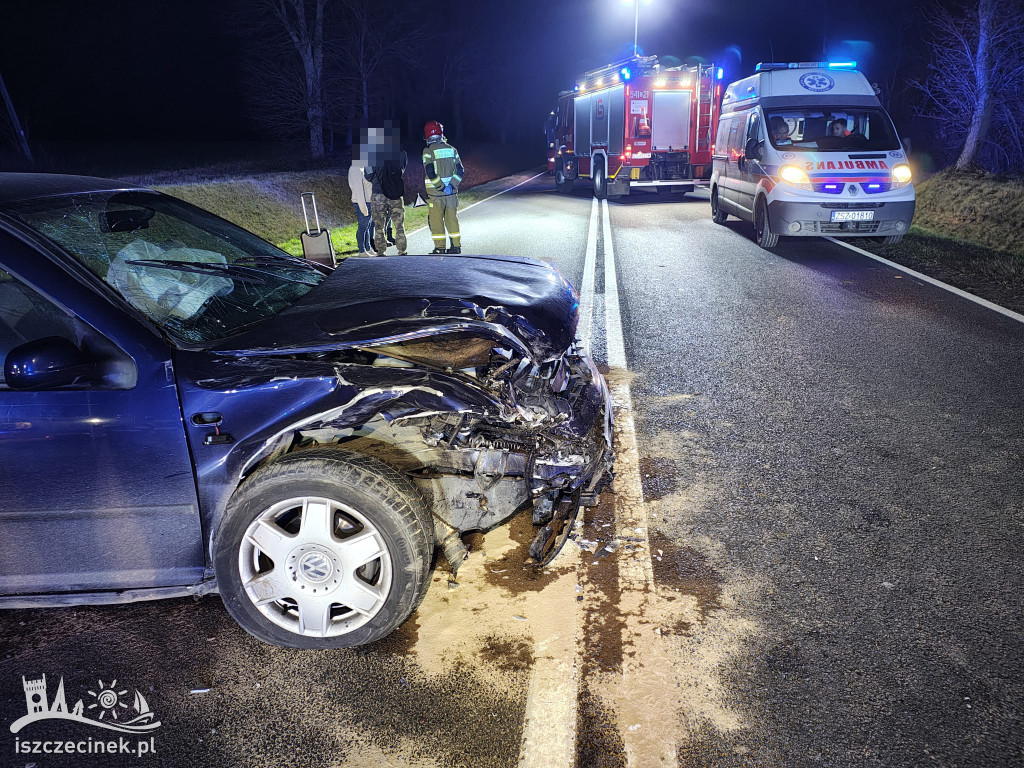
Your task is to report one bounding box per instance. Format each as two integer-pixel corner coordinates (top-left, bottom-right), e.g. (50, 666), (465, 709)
(299, 551), (332, 583)
(848, 184), (859, 196)
(799, 72), (835, 92)
(11, 675), (161, 735)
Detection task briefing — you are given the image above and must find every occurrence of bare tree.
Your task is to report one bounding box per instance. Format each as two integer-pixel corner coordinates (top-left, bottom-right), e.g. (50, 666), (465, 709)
(914, 0), (1024, 172)
(229, 0), (329, 160)
(334, 0), (421, 122)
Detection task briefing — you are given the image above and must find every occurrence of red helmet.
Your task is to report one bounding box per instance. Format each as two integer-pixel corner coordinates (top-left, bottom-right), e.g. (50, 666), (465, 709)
(424, 120), (444, 140)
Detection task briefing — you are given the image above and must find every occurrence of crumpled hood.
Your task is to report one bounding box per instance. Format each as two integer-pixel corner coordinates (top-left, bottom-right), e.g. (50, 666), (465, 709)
(213, 254), (580, 361)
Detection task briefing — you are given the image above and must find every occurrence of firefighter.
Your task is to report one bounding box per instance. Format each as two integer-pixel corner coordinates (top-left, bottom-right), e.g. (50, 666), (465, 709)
(422, 120), (464, 254)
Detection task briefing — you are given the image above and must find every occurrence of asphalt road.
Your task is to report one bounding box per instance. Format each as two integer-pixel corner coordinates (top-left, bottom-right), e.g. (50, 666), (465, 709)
(2, 173), (1023, 768)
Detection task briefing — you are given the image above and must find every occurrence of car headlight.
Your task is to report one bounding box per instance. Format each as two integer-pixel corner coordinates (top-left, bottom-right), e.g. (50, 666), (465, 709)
(779, 165), (812, 190)
(891, 164), (913, 189)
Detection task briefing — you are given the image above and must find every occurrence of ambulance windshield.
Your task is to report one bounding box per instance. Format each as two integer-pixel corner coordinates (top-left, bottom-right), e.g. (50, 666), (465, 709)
(766, 107), (900, 152)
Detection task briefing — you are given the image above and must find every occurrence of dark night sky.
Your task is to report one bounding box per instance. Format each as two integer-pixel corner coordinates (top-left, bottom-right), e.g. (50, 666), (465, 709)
(0, 0), (920, 145)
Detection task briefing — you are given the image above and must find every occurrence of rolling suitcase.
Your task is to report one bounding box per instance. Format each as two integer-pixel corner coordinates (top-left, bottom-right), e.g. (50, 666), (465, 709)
(300, 192), (336, 267)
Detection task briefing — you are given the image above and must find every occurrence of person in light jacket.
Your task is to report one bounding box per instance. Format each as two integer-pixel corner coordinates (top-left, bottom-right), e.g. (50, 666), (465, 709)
(348, 145), (375, 257)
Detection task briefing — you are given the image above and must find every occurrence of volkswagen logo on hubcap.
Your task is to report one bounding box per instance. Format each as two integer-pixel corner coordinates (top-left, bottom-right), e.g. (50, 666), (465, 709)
(299, 551), (333, 583)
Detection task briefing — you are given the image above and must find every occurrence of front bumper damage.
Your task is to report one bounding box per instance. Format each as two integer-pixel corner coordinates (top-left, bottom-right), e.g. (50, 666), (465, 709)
(411, 347), (614, 568)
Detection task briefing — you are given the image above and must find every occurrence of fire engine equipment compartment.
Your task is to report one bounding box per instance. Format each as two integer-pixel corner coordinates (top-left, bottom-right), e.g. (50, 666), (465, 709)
(551, 55), (720, 199)
(710, 62), (915, 248)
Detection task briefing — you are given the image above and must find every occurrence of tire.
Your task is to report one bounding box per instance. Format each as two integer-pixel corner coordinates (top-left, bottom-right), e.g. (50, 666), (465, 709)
(555, 166), (573, 194)
(881, 234), (903, 245)
(754, 197), (779, 249)
(711, 187), (728, 224)
(593, 160), (608, 199)
(213, 448), (432, 649)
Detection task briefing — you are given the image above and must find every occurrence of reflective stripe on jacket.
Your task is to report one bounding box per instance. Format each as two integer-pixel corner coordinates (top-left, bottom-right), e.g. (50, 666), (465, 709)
(422, 140), (464, 197)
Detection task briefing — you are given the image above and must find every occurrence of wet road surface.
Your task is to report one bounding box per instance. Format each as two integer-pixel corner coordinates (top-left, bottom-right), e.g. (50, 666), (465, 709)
(2, 172), (1023, 767)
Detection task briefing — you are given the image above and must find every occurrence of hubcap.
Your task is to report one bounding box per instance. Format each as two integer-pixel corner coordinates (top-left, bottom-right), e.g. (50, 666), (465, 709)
(238, 497), (392, 638)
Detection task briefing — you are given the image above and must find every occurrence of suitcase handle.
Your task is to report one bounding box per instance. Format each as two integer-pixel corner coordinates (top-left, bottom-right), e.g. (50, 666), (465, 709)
(300, 192), (321, 235)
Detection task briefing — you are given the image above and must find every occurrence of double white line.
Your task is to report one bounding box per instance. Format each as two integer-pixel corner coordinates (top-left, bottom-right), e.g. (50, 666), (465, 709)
(519, 197), (660, 767)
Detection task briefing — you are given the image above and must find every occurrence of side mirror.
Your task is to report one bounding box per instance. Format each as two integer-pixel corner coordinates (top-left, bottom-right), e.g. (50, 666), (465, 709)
(4, 336), (93, 391)
(744, 138), (762, 161)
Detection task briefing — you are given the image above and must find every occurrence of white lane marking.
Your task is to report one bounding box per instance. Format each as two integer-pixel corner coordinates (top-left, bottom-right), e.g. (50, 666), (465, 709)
(601, 198), (671, 765)
(826, 236), (1024, 326)
(602, 199), (628, 369)
(518, 191), (600, 768)
(577, 197), (600, 354)
(406, 170), (548, 238)
(517, 562), (581, 768)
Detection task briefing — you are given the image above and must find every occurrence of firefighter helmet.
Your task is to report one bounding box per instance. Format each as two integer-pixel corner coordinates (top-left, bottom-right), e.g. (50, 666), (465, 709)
(424, 120), (444, 140)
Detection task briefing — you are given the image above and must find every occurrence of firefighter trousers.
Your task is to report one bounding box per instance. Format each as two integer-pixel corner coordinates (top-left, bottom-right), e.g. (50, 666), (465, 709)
(371, 193), (406, 254)
(427, 194), (460, 249)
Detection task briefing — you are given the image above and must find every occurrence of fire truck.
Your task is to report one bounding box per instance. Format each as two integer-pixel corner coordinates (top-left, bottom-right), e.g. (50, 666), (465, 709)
(548, 55), (723, 199)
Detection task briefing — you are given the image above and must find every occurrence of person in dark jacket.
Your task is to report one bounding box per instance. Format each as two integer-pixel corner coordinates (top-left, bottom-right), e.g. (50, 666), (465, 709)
(364, 122), (408, 256)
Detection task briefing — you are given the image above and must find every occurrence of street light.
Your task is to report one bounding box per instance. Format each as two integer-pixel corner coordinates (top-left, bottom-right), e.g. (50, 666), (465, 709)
(623, 0), (652, 57)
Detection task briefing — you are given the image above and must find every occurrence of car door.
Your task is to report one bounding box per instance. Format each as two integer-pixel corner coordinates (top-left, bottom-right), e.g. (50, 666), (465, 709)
(734, 110), (764, 217)
(0, 232), (205, 595)
(720, 113), (745, 208)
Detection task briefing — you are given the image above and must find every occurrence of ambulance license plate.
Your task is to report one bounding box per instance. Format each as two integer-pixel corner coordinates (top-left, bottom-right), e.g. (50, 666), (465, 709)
(830, 210), (875, 222)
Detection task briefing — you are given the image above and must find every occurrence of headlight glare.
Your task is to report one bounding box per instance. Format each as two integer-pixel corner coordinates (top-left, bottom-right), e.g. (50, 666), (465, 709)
(779, 165), (812, 190)
(891, 164), (913, 188)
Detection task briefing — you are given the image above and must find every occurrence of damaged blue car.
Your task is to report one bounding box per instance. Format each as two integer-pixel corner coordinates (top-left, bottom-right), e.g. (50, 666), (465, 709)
(0, 173), (613, 648)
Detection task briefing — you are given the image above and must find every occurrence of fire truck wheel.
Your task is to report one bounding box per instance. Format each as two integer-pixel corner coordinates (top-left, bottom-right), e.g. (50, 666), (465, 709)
(593, 162), (608, 200)
(555, 167), (574, 194)
(754, 197), (779, 249)
(711, 187), (728, 224)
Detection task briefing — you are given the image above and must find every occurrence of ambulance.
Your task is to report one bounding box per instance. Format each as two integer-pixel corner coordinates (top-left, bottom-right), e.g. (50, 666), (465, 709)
(709, 62), (914, 248)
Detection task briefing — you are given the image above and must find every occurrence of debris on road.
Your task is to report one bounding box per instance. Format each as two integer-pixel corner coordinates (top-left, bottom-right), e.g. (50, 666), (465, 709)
(189, 688), (211, 694)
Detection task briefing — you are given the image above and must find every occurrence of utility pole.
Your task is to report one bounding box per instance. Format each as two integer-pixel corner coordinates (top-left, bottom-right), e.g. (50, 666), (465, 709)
(0, 70), (33, 165)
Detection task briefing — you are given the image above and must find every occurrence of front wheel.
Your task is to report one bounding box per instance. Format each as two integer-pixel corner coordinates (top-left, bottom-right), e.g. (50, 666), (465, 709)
(711, 187), (728, 224)
(754, 197), (779, 249)
(214, 448), (432, 649)
(593, 161), (608, 199)
(555, 167), (573, 194)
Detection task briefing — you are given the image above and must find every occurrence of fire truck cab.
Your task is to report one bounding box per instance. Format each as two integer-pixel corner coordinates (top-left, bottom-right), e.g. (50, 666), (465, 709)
(550, 56), (721, 199)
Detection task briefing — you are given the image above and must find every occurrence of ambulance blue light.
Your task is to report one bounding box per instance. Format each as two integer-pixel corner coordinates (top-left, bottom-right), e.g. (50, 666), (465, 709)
(828, 61), (857, 69)
(717, 67), (724, 79)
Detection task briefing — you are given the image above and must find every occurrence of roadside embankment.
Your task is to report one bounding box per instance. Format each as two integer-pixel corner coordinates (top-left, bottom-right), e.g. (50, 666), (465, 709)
(144, 143), (541, 256)
(861, 169), (1024, 314)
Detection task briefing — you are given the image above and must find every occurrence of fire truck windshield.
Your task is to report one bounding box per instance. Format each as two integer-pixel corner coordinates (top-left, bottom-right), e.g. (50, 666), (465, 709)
(765, 107), (901, 152)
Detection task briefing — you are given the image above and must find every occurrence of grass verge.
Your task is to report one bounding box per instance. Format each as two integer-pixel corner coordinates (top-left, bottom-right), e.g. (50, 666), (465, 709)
(853, 169), (1024, 315)
(857, 226), (1024, 315)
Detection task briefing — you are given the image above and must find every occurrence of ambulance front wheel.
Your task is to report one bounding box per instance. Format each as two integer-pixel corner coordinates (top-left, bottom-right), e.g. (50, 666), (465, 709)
(754, 197), (779, 249)
(711, 187), (728, 224)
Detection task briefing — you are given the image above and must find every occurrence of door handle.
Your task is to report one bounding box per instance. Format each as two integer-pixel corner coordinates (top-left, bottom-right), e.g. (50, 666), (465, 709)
(191, 412), (223, 426)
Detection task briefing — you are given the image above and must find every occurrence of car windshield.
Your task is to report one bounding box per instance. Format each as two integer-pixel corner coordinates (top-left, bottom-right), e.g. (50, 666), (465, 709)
(7, 190), (327, 345)
(765, 107), (900, 152)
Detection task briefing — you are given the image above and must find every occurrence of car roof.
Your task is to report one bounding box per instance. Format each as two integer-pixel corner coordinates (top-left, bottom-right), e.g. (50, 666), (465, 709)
(0, 172), (148, 206)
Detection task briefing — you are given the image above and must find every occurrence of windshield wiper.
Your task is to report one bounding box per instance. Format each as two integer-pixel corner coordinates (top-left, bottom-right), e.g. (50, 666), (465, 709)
(124, 259), (320, 286)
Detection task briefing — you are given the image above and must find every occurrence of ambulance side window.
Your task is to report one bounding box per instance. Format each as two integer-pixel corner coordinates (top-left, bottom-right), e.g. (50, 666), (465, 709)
(727, 114), (745, 157)
(715, 118), (730, 154)
(746, 112), (762, 144)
